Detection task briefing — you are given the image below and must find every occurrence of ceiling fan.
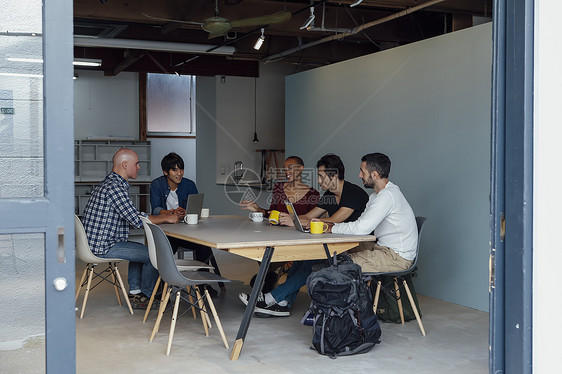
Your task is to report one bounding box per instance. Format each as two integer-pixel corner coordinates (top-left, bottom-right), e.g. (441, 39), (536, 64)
(143, 0), (291, 39)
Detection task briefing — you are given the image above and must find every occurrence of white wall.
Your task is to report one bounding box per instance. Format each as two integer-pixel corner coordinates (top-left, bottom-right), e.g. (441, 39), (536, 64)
(533, 1), (562, 369)
(197, 63), (293, 216)
(285, 23), (492, 311)
(74, 70), (139, 140)
(215, 63), (289, 183)
(74, 71), (197, 186)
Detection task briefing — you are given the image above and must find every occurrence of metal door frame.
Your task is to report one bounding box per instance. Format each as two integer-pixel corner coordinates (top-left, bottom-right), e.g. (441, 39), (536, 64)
(490, 0), (534, 373)
(0, 0), (75, 372)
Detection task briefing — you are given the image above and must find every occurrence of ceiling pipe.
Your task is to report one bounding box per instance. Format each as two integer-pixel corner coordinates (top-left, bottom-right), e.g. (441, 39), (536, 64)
(263, 0), (447, 63)
(74, 37), (236, 55)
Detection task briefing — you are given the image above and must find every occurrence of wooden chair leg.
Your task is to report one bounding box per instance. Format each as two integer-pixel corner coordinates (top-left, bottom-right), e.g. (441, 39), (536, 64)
(161, 282), (168, 303)
(154, 282), (170, 334)
(109, 264), (121, 306)
(75, 266), (88, 302)
(402, 279), (427, 336)
(199, 289), (213, 329)
(394, 278), (405, 324)
(195, 287), (210, 336)
(79, 265), (95, 319)
(204, 289), (229, 349)
(143, 276), (161, 323)
(186, 286), (197, 319)
(150, 287), (171, 342)
(166, 291), (182, 356)
(373, 280), (382, 314)
(113, 265), (133, 315)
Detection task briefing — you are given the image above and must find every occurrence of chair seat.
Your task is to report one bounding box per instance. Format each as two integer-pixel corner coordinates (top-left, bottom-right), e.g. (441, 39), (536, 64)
(175, 270), (231, 288)
(176, 259), (214, 271)
(88, 257), (127, 264)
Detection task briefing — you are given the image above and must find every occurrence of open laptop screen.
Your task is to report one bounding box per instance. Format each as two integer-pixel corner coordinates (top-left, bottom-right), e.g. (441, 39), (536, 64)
(186, 193), (204, 215)
(285, 200), (309, 233)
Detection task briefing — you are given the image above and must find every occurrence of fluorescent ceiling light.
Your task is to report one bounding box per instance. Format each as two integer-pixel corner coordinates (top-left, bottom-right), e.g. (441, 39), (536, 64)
(74, 37), (236, 55)
(6, 57), (102, 66)
(73, 58), (102, 67)
(350, 0), (364, 7)
(0, 72), (43, 78)
(6, 57), (43, 63)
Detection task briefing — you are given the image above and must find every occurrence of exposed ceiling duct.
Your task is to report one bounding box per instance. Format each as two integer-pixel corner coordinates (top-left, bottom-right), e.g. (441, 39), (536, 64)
(263, 0), (447, 63)
(74, 37), (236, 55)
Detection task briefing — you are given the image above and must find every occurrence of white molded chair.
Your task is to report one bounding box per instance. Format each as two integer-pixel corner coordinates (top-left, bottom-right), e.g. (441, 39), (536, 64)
(75, 214), (134, 318)
(140, 216), (214, 323)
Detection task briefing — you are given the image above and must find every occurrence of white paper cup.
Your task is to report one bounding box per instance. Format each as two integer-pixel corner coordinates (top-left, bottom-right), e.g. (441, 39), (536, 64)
(200, 208), (210, 218)
(184, 214), (198, 225)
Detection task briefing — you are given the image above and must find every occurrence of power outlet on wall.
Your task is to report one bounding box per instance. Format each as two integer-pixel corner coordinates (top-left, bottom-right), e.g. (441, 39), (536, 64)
(220, 166), (226, 175)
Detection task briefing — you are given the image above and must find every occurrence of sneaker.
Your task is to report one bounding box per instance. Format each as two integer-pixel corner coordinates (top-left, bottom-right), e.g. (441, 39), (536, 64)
(238, 292), (290, 317)
(128, 294), (159, 310)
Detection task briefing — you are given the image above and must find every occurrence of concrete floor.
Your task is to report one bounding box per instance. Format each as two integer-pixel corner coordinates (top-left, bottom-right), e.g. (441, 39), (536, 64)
(75, 249), (489, 374)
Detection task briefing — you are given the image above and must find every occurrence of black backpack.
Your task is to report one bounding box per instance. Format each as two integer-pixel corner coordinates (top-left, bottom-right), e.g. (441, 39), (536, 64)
(304, 254), (381, 359)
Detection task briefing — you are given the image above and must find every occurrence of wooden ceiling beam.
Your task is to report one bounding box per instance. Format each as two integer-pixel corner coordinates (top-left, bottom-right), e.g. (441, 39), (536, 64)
(106, 49), (145, 76)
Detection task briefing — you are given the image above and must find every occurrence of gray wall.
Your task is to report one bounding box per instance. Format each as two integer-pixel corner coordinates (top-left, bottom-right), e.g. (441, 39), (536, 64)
(285, 23), (492, 311)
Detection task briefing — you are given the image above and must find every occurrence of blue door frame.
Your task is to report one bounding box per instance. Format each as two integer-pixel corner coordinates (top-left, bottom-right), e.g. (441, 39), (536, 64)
(490, 0), (534, 373)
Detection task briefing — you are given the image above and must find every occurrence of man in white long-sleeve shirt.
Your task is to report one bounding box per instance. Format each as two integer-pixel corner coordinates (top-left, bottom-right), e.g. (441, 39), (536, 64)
(326, 153), (418, 272)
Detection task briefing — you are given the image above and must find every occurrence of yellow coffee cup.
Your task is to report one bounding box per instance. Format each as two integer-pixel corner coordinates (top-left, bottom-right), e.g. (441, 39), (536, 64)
(310, 221), (328, 234)
(268, 210), (281, 225)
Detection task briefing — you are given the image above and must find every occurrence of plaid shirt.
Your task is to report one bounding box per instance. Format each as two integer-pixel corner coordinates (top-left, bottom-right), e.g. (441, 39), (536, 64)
(82, 172), (147, 255)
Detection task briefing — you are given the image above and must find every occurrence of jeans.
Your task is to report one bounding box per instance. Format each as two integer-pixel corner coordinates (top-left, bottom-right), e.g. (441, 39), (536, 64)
(270, 259), (322, 307)
(100, 241), (158, 297)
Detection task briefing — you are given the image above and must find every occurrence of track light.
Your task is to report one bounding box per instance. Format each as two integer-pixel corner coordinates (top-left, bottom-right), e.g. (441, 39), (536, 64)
(253, 28), (265, 50)
(300, 7), (315, 30)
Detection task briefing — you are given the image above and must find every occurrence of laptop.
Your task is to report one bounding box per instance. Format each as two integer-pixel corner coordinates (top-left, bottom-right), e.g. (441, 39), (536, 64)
(186, 193), (204, 215)
(285, 200), (310, 233)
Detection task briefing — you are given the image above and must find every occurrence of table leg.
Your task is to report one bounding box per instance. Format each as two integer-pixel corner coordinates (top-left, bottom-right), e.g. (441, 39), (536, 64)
(323, 243), (333, 262)
(230, 246), (275, 361)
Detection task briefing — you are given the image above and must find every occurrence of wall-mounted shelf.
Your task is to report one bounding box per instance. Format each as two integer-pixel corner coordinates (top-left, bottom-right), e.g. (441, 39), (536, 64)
(75, 140), (151, 182)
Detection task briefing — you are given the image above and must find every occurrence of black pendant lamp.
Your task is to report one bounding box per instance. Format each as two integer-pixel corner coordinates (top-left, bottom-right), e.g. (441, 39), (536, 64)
(253, 78), (259, 142)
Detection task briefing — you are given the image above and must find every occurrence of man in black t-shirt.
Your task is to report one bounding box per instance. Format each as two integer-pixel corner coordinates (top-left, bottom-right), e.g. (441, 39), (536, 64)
(238, 154), (368, 317)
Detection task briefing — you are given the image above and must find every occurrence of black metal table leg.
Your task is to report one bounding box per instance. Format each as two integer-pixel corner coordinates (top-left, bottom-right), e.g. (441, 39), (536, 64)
(323, 243), (333, 261)
(230, 246), (274, 360)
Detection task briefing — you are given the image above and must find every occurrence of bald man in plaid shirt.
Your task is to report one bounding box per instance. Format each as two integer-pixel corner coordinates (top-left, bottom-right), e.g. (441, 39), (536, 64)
(82, 148), (179, 309)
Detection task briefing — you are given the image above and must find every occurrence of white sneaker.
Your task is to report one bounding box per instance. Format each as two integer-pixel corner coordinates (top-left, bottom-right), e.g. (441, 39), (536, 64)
(238, 292), (290, 317)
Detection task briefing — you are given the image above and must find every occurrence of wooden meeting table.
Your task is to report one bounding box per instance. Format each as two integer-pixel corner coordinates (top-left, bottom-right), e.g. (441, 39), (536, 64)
(159, 215), (374, 360)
